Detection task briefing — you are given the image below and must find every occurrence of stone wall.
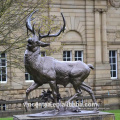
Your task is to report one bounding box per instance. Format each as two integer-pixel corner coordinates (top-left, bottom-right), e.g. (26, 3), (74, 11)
(0, 0), (120, 111)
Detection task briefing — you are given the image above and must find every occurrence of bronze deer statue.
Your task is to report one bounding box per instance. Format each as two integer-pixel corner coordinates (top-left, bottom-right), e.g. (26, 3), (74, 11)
(24, 11), (98, 112)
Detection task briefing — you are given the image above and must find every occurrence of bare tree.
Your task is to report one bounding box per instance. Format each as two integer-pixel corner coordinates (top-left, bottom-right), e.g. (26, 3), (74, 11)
(0, 0), (63, 83)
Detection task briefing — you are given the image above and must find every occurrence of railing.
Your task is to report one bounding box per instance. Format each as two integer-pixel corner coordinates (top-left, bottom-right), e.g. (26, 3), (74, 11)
(0, 94), (119, 117)
(0, 98), (50, 117)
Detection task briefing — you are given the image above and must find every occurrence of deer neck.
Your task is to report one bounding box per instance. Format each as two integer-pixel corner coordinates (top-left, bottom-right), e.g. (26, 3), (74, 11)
(24, 47), (40, 63)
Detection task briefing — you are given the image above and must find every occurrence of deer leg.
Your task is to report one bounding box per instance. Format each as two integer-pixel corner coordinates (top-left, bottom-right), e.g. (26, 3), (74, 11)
(66, 93), (78, 103)
(66, 86), (82, 103)
(82, 82), (91, 89)
(49, 81), (59, 111)
(24, 82), (39, 112)
(80, 83), (99, 110)
(64, 83), (82, 111)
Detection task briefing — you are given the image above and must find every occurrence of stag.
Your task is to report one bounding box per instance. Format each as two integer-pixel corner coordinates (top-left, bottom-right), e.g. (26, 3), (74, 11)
(24, 11), (98, 111)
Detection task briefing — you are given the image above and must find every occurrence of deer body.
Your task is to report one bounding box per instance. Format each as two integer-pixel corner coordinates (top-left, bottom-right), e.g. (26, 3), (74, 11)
(24, 11), (98, 112)
(24, 44), (91, 86)
(55, 60), (91, 87)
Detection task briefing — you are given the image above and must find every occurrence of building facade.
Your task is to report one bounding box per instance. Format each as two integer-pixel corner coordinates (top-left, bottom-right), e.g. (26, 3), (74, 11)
(0, 0), (120, 111)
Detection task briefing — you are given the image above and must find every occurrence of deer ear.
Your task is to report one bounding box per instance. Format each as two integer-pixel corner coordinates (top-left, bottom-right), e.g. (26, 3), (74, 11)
(37, 41), (50, 47)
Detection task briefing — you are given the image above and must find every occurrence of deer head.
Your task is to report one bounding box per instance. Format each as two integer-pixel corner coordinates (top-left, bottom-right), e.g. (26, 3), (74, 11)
(26, 10), (66, 52)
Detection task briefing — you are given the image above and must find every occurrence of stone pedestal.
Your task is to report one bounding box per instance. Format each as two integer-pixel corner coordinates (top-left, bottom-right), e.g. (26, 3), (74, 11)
(13, 111), (115, 120)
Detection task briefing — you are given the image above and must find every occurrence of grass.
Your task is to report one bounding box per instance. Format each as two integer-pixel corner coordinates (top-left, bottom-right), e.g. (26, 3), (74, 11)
(103, 109), (120, 120)
(0, 118), (13, 120)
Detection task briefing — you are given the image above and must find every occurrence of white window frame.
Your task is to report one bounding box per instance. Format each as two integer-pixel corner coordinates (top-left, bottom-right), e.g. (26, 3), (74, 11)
(25, 72), (34, 82)
(63, 51), (72, 61)
(109, 50), (117, 79)
(0, 52), (7, 83)
(75, 51), (83, 62)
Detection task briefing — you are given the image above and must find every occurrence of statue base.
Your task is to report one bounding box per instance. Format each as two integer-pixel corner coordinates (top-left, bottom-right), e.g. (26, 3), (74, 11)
(13, 110), (115, 120)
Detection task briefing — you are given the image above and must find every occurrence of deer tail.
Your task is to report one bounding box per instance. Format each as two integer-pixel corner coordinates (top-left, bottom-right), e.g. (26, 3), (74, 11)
(88, 64), (94, 70)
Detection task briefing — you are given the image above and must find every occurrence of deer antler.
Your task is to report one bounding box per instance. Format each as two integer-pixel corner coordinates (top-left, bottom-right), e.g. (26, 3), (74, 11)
(26, 11), (66, 39)
(38, 13), (66, 39)
(26, 10), (37, 35)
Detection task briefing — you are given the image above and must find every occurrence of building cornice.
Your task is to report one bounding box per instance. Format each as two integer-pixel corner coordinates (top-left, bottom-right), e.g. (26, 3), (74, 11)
(94, 8), (107, 13)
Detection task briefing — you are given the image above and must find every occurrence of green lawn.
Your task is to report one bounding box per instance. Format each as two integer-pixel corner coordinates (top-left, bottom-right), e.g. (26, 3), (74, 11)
(0, 118), (13, 120)
(103, 109), (120, 120)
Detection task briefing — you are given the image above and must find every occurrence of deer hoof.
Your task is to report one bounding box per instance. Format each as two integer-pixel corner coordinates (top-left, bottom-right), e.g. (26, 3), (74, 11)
(55, 105), (60, 111)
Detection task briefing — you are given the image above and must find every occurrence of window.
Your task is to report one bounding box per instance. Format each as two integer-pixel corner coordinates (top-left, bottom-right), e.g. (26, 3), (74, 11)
(40, 51), (46, 57)
(25, 69), (33, 81)
(3, 104), (6, 111)
(0, 104), (6, 111)
(109, 51), (117, 79)
(0, 52), (7, 83)
(75, 51), (83, 61)
(25, 51), (46, 82)
(63, 51), (72, 61)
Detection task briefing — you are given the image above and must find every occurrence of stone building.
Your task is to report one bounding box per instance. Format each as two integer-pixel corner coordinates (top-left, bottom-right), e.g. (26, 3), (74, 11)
(0, 0), (120, 111)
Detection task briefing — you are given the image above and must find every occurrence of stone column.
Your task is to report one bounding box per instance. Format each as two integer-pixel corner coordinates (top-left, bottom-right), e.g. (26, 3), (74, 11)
(94, 9), (102, 63)
(101, 9), (108, 63)
(94, 8), (111, 88)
